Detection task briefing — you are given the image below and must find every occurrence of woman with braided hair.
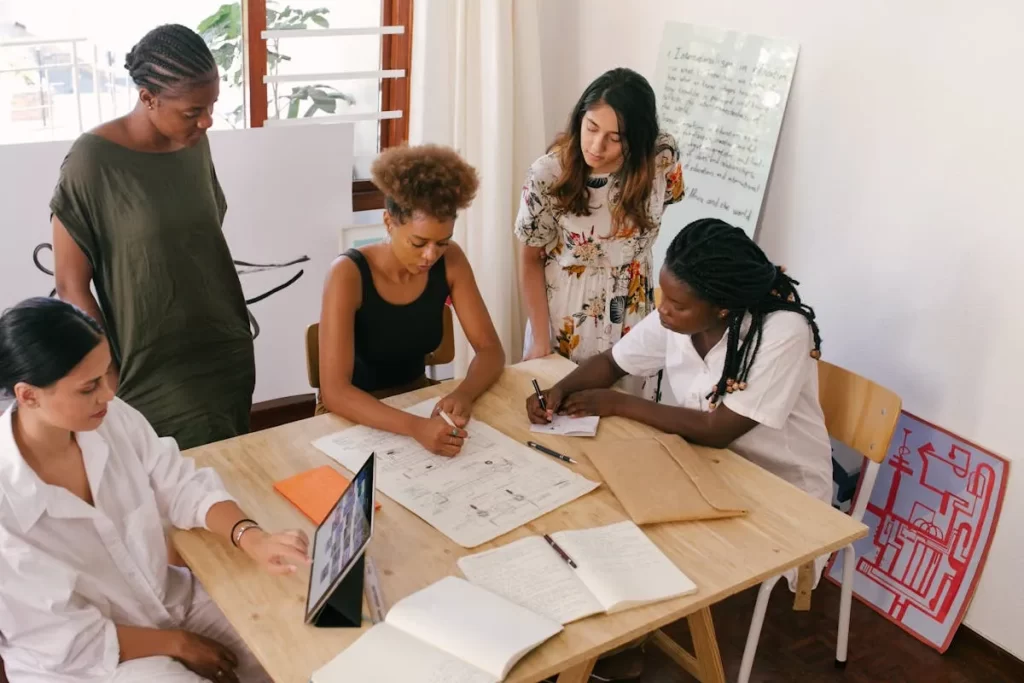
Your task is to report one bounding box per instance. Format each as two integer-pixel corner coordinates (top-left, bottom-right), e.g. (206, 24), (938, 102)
(50, 24), (254, 450)
(527, 218), (832, 504)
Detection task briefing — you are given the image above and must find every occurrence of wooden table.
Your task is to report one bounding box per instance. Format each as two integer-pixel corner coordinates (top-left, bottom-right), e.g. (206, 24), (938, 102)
(174, 356), (867, 683)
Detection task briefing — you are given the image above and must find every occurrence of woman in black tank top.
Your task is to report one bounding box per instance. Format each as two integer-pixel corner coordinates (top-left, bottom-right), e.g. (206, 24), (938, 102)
(317, 145), (505, 457)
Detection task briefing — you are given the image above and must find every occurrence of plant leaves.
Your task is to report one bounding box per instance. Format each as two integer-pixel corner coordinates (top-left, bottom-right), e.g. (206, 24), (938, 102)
(310, 14), (329, 27)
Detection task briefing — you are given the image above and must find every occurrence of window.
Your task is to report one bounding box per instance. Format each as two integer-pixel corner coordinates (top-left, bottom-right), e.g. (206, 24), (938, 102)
(244, 0), (412, 210)
(0, 0), (412, 206)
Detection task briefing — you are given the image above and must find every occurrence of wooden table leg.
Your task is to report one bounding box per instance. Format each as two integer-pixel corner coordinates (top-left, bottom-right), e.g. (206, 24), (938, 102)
(556, 658), (596, 682)
(793, 561), (814, 611)
(688, 607), (726, 683)
(651, 607), (726, 683)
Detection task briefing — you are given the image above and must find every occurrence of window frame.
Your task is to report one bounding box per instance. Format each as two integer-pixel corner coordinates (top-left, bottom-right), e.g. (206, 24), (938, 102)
(243, 0), (413, 211)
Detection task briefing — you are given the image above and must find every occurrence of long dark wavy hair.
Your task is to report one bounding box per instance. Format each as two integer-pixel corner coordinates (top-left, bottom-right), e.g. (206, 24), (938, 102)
(549, 68), (671, 235)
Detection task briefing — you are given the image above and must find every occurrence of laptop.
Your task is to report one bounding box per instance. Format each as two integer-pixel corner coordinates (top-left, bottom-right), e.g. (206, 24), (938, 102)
(304, 453), (376, 625)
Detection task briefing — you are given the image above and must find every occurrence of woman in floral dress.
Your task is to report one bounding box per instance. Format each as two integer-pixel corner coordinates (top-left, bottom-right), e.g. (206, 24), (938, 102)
(516, 67), (684, 395)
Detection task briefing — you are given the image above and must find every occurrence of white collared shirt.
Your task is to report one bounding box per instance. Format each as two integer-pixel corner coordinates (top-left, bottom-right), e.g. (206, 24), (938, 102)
(0, 398), (234, 682)
(612, 310), (833, 504)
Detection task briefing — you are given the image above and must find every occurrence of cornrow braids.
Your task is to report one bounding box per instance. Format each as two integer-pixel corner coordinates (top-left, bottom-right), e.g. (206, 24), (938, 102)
(125, 24), (217, 95)
(664, 218), (823, 409)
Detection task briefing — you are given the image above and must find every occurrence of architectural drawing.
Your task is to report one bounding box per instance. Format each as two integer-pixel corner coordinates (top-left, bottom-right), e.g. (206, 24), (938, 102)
(313, 399), (600, 548)
(826, 412), (1007, 652)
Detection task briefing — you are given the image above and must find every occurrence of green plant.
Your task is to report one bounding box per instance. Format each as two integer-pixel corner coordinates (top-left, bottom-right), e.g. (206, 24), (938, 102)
(197, 2), (356, 127)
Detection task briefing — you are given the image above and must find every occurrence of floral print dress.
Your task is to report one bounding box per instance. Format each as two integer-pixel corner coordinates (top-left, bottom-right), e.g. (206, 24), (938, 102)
(515, 132), (685, 394)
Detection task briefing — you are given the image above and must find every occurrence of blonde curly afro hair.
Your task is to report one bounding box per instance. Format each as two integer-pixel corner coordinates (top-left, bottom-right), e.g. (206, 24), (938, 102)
(371, 144), (479, 223)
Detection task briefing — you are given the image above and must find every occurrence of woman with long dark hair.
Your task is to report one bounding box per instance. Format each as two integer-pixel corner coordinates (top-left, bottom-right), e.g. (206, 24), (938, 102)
(0, 298), (307, 682)
(516, 68), (684, 395)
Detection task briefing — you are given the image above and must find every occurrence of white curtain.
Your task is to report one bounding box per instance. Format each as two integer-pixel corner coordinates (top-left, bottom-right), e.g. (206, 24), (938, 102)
(409, 0), (547, 375)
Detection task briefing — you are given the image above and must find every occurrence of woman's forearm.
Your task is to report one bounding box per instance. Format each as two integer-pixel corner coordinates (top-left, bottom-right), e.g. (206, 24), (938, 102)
(323, 384), (425, 437)
(117, 625), (184, 663)
(556, 350), (627, 395)
(520, 246), (552, 350)
(452, 346), (505, 402)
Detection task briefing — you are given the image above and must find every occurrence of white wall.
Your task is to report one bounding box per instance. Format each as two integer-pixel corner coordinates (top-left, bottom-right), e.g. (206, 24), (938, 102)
(536, 0), (1024, 658)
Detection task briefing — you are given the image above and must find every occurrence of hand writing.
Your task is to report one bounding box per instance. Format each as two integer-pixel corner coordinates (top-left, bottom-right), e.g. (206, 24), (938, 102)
(414, 415), (468, 457)
(525, 386), (565, 424)
(431, 391), (473, 428)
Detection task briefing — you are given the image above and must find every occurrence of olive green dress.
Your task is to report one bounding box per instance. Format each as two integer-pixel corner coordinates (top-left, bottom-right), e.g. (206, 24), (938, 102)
(50, 133), (255, 450)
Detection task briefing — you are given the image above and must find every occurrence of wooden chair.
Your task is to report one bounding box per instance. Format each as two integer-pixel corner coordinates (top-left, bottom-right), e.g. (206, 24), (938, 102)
(305, 304), (456, 389)
(736, 361), (902, 682)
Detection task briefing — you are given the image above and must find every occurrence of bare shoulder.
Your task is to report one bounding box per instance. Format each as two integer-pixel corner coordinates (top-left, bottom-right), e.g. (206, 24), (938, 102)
(444, 241), (474, 275)
(324, 252), (363, 302)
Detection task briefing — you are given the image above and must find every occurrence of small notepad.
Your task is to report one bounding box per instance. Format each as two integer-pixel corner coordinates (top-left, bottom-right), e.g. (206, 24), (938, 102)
(273, 465), (379, 524)
(529, 415), (600, 437)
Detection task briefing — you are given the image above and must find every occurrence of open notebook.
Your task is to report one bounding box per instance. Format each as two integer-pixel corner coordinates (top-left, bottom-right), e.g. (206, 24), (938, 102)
(311, 576), (562, 683)
(458, 521), (697, 625)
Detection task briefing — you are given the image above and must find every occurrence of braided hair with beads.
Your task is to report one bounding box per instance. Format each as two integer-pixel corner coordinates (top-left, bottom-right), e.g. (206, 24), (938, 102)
(664, 218), (822, 409)
(124, 24), (218, 95)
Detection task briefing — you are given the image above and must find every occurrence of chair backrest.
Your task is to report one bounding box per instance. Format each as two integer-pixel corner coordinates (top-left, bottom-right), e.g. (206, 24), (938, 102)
(305, 305), (456, 390)
(817, 361), (902, 464)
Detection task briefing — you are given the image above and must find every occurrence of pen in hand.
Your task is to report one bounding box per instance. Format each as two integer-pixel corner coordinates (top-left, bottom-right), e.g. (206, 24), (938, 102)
(531, 378), (548, 415)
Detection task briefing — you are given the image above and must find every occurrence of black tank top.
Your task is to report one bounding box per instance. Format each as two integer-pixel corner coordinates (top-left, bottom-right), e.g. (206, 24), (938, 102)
(347, 248), (450, 394)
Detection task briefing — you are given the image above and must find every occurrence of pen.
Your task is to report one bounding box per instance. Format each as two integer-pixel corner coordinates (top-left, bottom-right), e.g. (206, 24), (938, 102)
(438, 410), (458, 429)
(527, 441), (578, 465)
(531, 378), (548, 413)
(543, 533), (578, 569)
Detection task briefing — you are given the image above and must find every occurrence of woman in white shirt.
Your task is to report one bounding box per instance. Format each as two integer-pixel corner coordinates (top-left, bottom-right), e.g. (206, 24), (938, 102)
(527, 217), (832, 502)
(528, 218), (832, 681)
(0, 298), (310, 683)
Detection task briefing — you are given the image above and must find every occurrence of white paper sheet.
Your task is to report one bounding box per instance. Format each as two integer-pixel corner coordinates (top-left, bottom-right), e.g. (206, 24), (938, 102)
(458, 536), (604, 624)
(388, 577), (563, 680)
(529, 415), (600, 437)
(310, 623), (495, 683)
(313, 399), (600, 547)
(553, 521), (697, 613)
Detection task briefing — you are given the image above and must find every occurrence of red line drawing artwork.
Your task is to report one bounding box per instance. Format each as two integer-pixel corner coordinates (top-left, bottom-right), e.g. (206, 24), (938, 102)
(826, 412), (1009, 652)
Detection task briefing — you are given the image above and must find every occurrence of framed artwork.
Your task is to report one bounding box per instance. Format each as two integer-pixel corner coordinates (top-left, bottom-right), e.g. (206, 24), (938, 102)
(341, 224), (387, 251)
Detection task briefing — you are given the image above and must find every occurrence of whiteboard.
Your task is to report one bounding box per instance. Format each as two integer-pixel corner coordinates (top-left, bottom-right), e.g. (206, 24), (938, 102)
(0, 124), (353, 404)
(650, 22), (798, 275)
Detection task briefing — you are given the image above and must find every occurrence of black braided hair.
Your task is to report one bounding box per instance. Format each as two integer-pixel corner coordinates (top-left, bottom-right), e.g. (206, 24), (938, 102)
(125, 24), (217, 95)
(664, 218), (822, 408)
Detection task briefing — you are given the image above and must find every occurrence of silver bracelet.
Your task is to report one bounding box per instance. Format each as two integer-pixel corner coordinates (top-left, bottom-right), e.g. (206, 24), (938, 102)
(233, 522), (261, 547)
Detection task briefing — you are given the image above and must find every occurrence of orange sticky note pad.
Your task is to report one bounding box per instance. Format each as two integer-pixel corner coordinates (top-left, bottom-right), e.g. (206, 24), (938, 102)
(273, 465), (380, 524)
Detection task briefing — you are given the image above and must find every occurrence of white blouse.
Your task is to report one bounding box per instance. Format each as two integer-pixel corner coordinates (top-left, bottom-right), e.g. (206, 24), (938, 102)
(612, 310), (833, 504)
(0, 398), (234, 682)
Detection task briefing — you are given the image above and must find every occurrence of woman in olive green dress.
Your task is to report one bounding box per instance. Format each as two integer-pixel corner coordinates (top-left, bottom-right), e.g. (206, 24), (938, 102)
(50, 24), (254, 450)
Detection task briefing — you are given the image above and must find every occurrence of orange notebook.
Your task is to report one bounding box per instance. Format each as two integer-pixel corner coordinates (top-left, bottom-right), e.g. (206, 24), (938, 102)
(273, 465), (380, 525)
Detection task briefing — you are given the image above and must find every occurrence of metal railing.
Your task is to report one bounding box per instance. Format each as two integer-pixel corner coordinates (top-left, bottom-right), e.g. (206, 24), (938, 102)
(0, 36), (134, 143)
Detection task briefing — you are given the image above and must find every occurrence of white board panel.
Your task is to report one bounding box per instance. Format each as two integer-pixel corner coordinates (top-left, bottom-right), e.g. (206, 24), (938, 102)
(651, 22), (798, 274)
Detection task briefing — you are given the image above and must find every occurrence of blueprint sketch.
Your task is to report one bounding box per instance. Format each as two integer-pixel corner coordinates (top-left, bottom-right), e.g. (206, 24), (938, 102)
(312, 399), (600, 548)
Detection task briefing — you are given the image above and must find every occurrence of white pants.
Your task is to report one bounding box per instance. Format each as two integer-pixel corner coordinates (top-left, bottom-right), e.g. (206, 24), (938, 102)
(112, 583), (272, 683)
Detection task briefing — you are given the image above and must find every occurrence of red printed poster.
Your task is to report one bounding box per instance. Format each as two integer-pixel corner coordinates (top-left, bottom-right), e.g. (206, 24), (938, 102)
(826, 412), (1009, 652)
